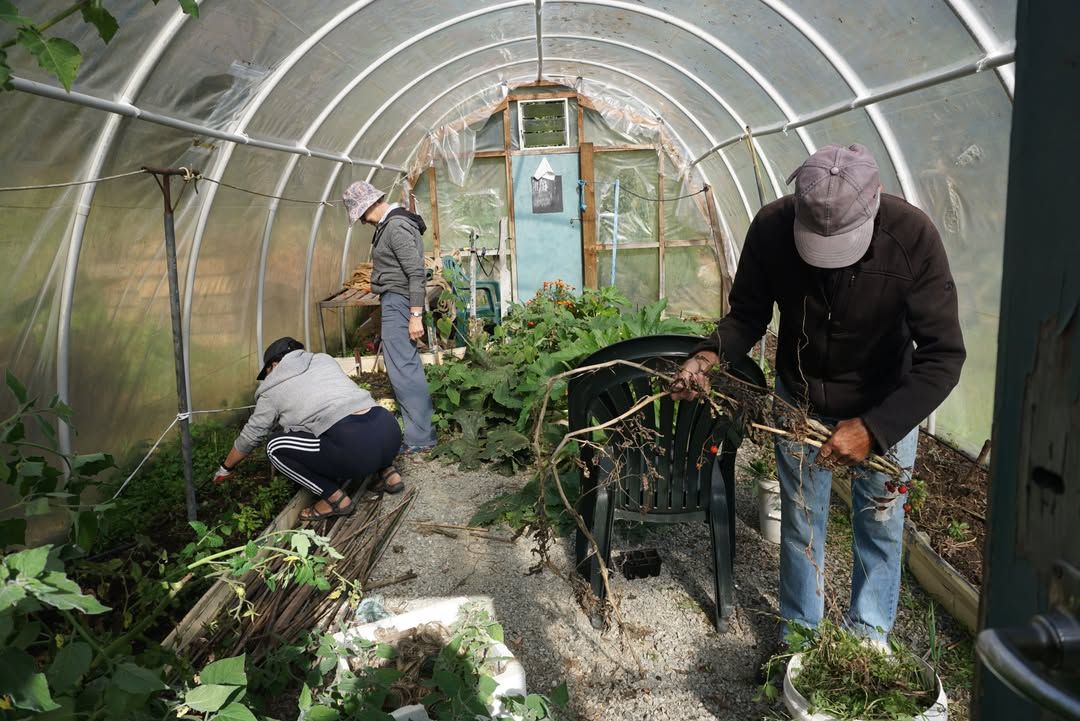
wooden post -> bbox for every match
[579,142,598,289]
[427,167,440,259]
[576,97,585,145]
[502,104,519,302]
[703,188,732,315]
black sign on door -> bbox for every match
[531,176,563,214]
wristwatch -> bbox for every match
[410,311,423,318]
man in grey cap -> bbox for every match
[674,144,965,648]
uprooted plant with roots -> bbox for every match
[520,355,909,657]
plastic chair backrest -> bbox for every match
[568,335,766,517]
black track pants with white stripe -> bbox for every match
[266,406,402,498]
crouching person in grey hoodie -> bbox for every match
[211,337,404,521]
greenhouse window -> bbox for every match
[518,99,570,149]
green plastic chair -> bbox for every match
[569,335,766,630]
[441,256,501,336]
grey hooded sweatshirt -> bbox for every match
[233,350,376,455]
[370,207,428,308]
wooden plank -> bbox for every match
[502,105,518,303]
[508,90,577,102]
[510,147,578,157]
[474,150,508,159]
[427,166,441,258]
[831,476,978,632]
[593,144,656,153]
[576,100,585,145]
[164,489,311,652]
[579,142,598,289]
[703,189,732,315]
[597,241,660,250]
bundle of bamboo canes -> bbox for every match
[188,488,417,665]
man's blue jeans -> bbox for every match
[774,389,918,642]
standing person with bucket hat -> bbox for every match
[342,180,437,455]
[211,337,406,521]
[673,144,965,651]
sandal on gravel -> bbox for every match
[379,466,405,495]
[300,492,355,521]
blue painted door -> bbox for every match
[511,153,582,299]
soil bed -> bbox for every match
[357,371,396,400]
[911,432,988,588]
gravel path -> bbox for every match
[370,448,973,721]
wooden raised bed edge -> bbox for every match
[163,488,312,653]
[832,477,979,633]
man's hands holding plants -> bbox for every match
[671,350,719,400]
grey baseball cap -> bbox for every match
[787,143,881,268]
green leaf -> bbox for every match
[304,705,340,721]
[111,662,167,695]
[15,28,81,92]
[71,452,113,476]
[47,642,91,693]
[72,511,97,552]
[34,414,58,445]
[38,590,109,614]
[185,683,241,712]
[487,623,504,642]
[0,648,60,712]
[244,541,257,559]
[40,572,81,594]
[0,583,28,610]
[298,683,312,712]
[550,681,570,707]
[177,0,199,17]
[80,1,118,43]
[477,674,498,700]
[374,643,396,660]
[0,0,31,25]
[0,48,11,92]
[49,399,73,422]
[212,702,259,721]
[190,520,208,536]
[18,460,45,479]
[200,654,247,687]
[291,533,310,557]
[6,545,50,578]
[446,386,461,406]
[5,369,28,403]
[0,517,26,546]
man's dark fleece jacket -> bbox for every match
[370,207,428,308]
[697,193,965,452]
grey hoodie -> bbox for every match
[233,350,376,455]
[370,208,428,308]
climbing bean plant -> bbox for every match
[0,0,199,92]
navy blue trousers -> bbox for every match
[266,407,401,498]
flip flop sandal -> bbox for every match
[300,493,355,521]
[379,466,405,495]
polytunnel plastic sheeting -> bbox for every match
[435,160,508,253]
[0,0,1016,462]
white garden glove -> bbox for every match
[211,464,234,484]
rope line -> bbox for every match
[594,182,707,203]
[109,404,256,501]
[0,169,148,193]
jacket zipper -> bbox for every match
[822,271,857,406]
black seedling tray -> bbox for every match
[617,548,662,580]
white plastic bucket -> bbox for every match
[784,652,948,721]
[757,478,782,544]
[333,596,527,719]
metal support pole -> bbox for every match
[609,179,621,287]
[468,229,480,321]
[744,131,770,370]
[144,166,198,522]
